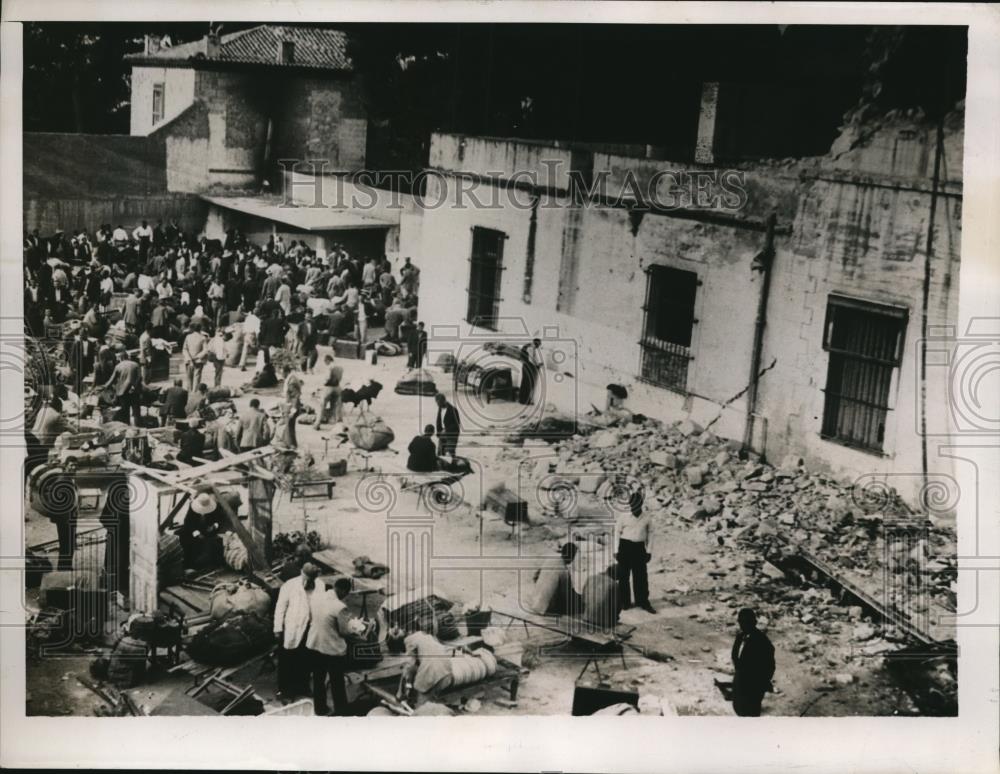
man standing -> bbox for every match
[239,306,261,372]
[298,310,319,373]
[305,577,353,716]
[615,488,655,614]
[132,220,153,261]
[160,378,188,427]
[518,338,544,405]
[407,321,427,369]
[315,355,343,428]
[101,350,143,426]
[259,309,287,367]
[138,322,154,384]
[237,398,271,452]
[274,563,324,701]
[207,328,228,388]
[182,323,208,392]
[731,608,776,717]
[151,297,169,339]
[122,289,142,332]
[434,393,460,459]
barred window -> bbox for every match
[152,83,165,125]
[639,266,698,393]
[821,295,907,453]
[466,227,506,331]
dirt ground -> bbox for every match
[24,342,923,717]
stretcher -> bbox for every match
[354,647,524,715]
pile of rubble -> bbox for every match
[529,415,957,620]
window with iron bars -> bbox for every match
[466,227,506,331]
[639,265,698,393]
[821,295,907,454]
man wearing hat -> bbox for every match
[178,489,225,569]
[274,563,325,700]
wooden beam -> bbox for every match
[159,492,191,533]
[211,483,267,572]
[120,460,198,495]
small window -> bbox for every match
[280,40,296,64]
[821,295,908,453]
[639,265,698,393]
[151,83,165,125]
[466,227,505,330]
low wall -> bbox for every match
[23,194,208,236]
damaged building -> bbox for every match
[414,94,964,508]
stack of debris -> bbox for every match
[527,415,957,622]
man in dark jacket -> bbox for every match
[177,419,206,465]
[259,309,287,367]
[161,379,188,426]
[434,393,460,458]
[731,607,776,717]
[406,425,438,472]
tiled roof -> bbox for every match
[127,25,353,72]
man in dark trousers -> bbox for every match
[731,607,776,717]
[434,393,460,458]
[100,349,143,426]
[518,338,543,405]
[406,321,427,369]
[306,577,353,716]
[160,378,188,426]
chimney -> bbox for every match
[278,39,295,64]
[205,28,221,58]
[695,82,721,164]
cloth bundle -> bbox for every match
[348,414,395,451]
[187,611,274,666]
[208,579,271,620]
[222,532,250,572]
[394,368,438,396]
[450,649,498,687]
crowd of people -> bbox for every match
[23,217,426,468]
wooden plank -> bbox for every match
[120,460,197,495]
[166,446,278,484]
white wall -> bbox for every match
[129,66,196,137]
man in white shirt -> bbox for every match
[305,577,354,715]
[615,487,655,614]
[239,308,261,372]
[207,329,228,387]
[112,224,129,245]
[182,323,208,392]
[132,220,153,260]
[275,279,292,316]
[155,273,173,301]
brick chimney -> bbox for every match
[278,39,295,64]
[695,82,721,164]
[204,28,221,58]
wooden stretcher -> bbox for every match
[355,648,524,715]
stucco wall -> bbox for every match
[416,125,964,505]
[129,66,196,137]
